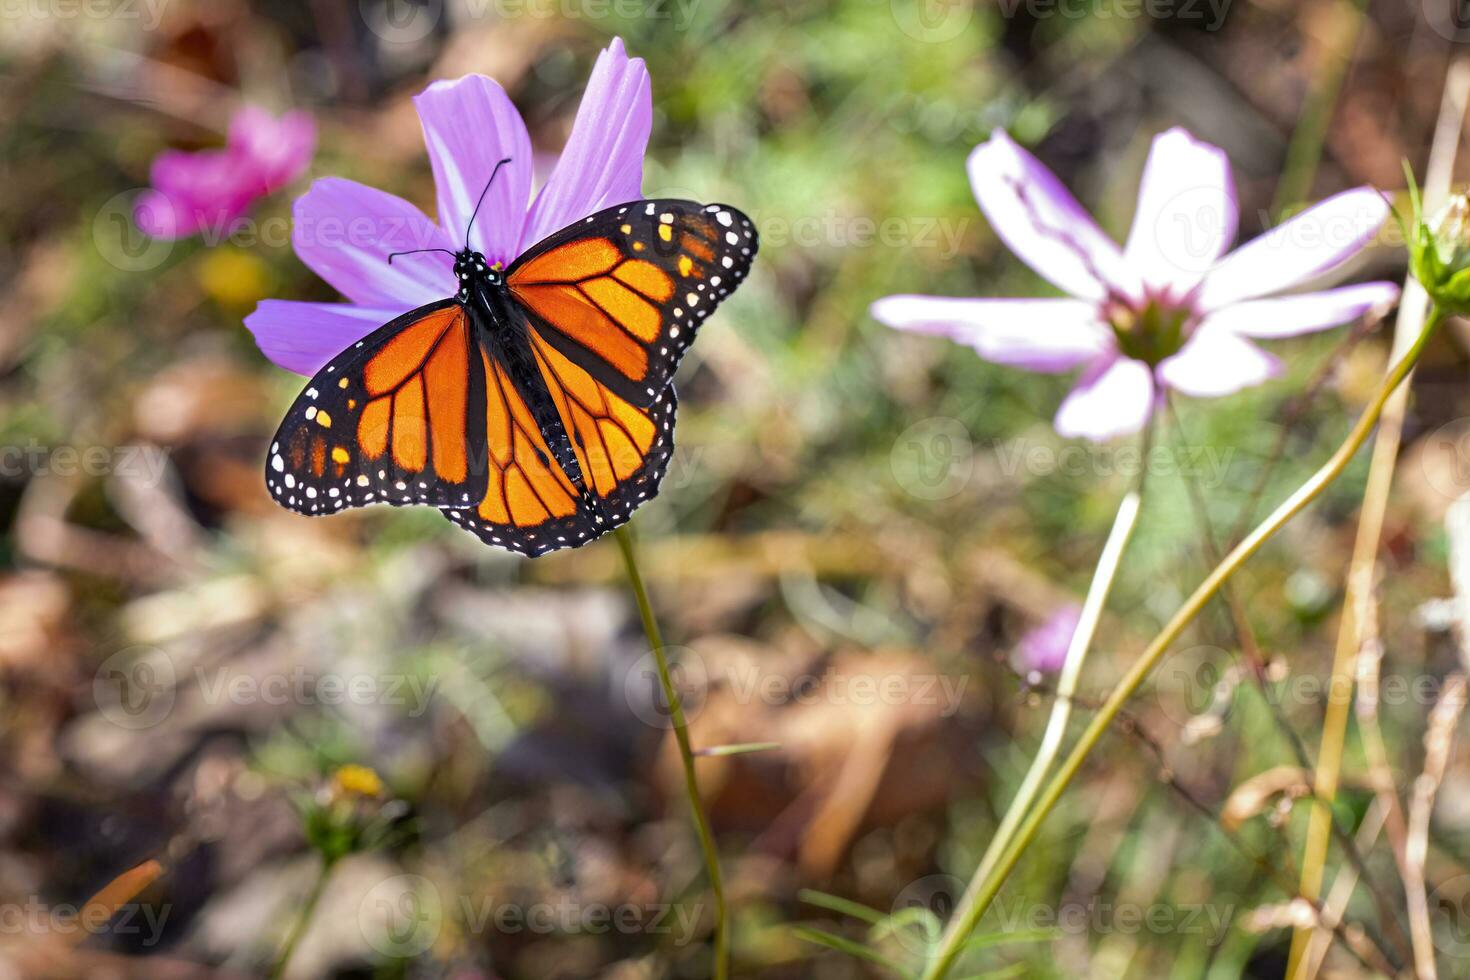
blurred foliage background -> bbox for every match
[4,0,1470,977]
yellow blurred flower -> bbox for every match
[196,247,269,308]
[330,764,384,800]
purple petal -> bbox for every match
[245,300,407,376]
[292,177,456,308]
[134,187,228,240]
[1196,187,1391,311]
[139,148,254,239]
[414,74,533,265]
[228,106,316,191]
[1159,328,1282,397]
[968,130,1139,302]
[520,38,651,249]
[1200,282,1400,339]
[1018,604,1082,674]
[871,294,1111,372]
[1054,356,1155,441]
[1123,128,1236,295]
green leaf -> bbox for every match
[960,927,1060,951]
[956,963,1032,979]
[694,741,782,757]
[870,905,942,946]
[798,889,887,925]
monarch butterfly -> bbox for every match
[266,159,757,555]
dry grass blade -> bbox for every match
[1406,674,1469,980]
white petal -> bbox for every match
[968,131,1138,302]
[872,295,1111,373]
[1159,329,1282,397]
[1054,357,1155,441]
[1199,282,1400,338]
[1196,187,1391,311]
[1123,127,1237,294]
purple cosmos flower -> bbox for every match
[135,106,315,240]
[872,128,1400,441]
[1016,603,1082,675]
[244,38,651,377]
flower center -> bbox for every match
[1105,295,1193,366]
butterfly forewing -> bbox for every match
[266,300,489,514]
[506,200,757,406]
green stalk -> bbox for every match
[923,488,1141,975]
[613,524,728,980]
[270,856,334,980]
[919,309,1442,980]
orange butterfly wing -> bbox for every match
[505,200,757,406]
[442,337,676,555]
[266,300,489,514]
[439,345,614,556]
[447,200,755,552]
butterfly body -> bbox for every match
[266,199,756,556]
[456,248,597,511]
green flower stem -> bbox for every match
[270,855,335,980]
[919,308,1443,980]
[925,488,1141,975]
[613,524,728,980]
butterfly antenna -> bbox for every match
[465,157,513,250]
[387,247,457,265]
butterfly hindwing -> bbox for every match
[438,332,678,557]
[505,199,757,407]
[266,300,489,514]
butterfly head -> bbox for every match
[454,249,502,292]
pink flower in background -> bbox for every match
[1016,604,1082,675]
[244,38,651,377]
[873,128,1399,441]
[135,106,315,240]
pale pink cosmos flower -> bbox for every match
[135,106,315,240]
[873,128,1400,441]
